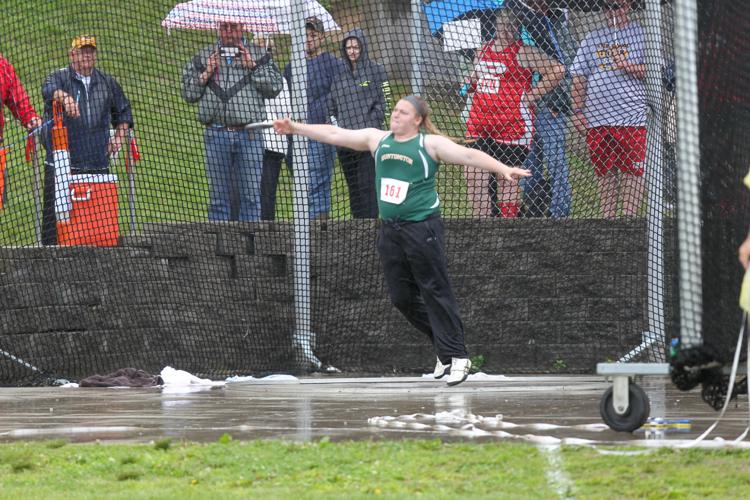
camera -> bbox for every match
[220,45,239,58]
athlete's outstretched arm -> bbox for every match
[273,118,387,153]
[426,135,530,181]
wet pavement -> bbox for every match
[1,375,748,446]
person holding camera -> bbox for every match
[40,35,133,245]
[182,21,283,221]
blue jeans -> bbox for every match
[523,104,572,218]
[301,139,335,219]
[204,128,264,221]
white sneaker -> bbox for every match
[446,358,472,386]
[433,357,450,379]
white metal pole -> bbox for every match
[633,0,666,362]
[126,129,137,234]
[410,0,423,95]
[31,135,42,246]
[289,0,320,369]
[673,0,702,348]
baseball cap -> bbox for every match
[305,16,324,33]
[71,35,97,50]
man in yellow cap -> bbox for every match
[40,34,133,245]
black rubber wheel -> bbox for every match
[600,383,650,432]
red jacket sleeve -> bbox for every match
[1,57,38,127]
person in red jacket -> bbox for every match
[0,54,41,208]
[464,10,563,218]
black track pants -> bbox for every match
[376,216,467,363]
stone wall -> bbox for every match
[0,219,676,383]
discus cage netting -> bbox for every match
[0,0,742,387]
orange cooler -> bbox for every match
[57,174,119,247]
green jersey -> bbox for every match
[374,132,440,221]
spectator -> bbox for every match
[282,16,343,221]
[273,95,530,385]
[515,0,577,218]
[260,74,292,221]
[256,35,293,221]
[41,35,132,245]
[182,22,282,221]
[570,0,647,219]
[464,9,564,218]
[0,55,41,209]
[329,28,388,219]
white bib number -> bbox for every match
[380,178,409,205]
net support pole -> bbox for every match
[622,0,667,363]
[673,0,702,348]
[125,129,137,234]
[31,135,42,246]
[289,0,321,369]
[410,0,423,95]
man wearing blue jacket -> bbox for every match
[281,16,343,220]
[329,28,388,219]
[41,35,133,245]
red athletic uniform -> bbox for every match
[466,40,534,147]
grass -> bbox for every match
[564,445,750,498]
[1,439,750,498]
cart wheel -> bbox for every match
[600,383,650,432]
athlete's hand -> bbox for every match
[273,118,294,135]
[739,233,750,270]
[500,166,531,182]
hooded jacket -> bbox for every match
[329,29,388,130]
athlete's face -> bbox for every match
[389,100,422,135]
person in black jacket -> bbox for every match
[329,28,388,219]
[40,35,133,245]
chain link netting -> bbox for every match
[0,0,745,386]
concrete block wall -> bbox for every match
[0,219,676,383]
